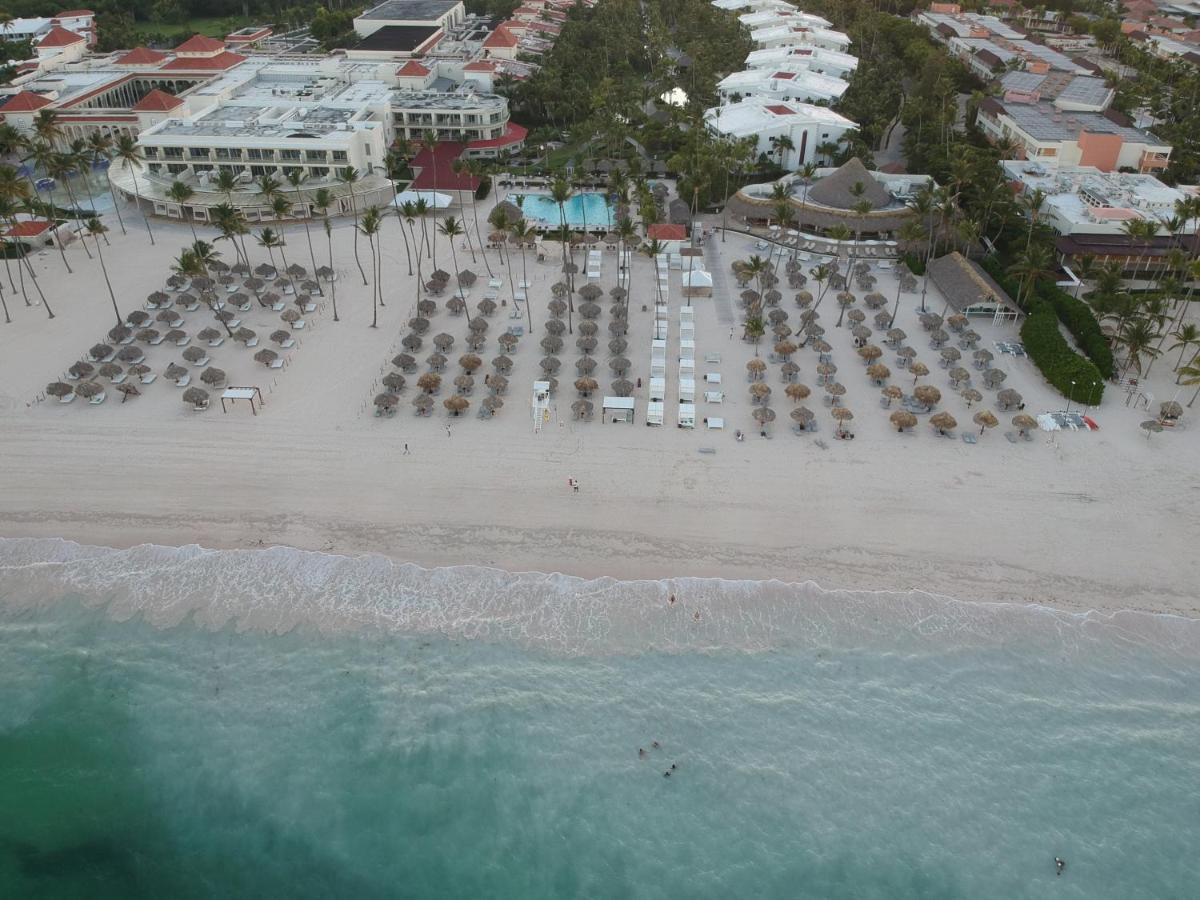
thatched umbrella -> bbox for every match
[68,360,96,380]
[433,333,455,353]
[785,383,811,403]
[115,383,141,402]
[831,407,854,433]
[46,381,73,398]
[284,263,306,278]
[108,325,133,344]
[481,396,503,417]
[577,320,599,337]
[191,277,215,293]
[407,316,430,335]
[182,386,209,408]
[780,361,800,381]
[983,368,1007,388]
[997,388,1023,410]
[402,333,424,352]
[181,346,208,365]
[752,407,776,427]
[431,269,451,283]
[412,394,434,416]
[540,356,561,375]
[960,330,980,348]
[608,337,628,356]
[545,319,566,337]
[764,289,782,307]
[492,355,513,374]
[1012,413,1037,435]
[459,353,482,373]
[768,309,789,327]
[128,364,151,379]
[1160,400,1183,420]
[167,272,188,288]
[427,352,447,371]
[887,328,907,345]
[97,361,123,380]
[425,280,445,294]
[866,363,891,383]
[948,367,970,387]
[541,335,564,354]
[851,326,872,345]
[488,230,508,245]
[609,286,627,302]
[858,344,882,364]
[468,317,489,335]
[417,299,438,317]
[489,375,509,395]
[608,320,627,336]
[477,298,497,317]
[316,265,335,281]
[824,382,846,405]
[136,328,160,344]
[252,348,278,367]
[579,283,603,302]
[116,346,144,364]
[815,361,837,381]
[214,309,238,325]
[873,311,893,330]
[457,269,477,287]
[611,378,634,397]
[254,263,277,279]
[919,313,943,331]
[974,410,999,435]
[939,347,961,365]
[746,358,767,380]
[913,384,941,408]
[579,301,601,320]
[773,323,793,339]
[89,343,114,362]
[551,281,569,299]
[929,328,949,348]
[446,297,467,316]
[575,376,599,395]
[896,346,916,364]
[245,277,266,294]
[863,292,887,310]
[233,327,256,344]
[374,392,399,411]
[790,406,814,428]
[910,362,930,382]
[946,313,968,332]
[155,308,182,325]
[900,273,918,292]
[165,363,188,381]
[881,385,903,405]
[165,329,187,345]
[890,410,917,432]
[200,367,226,387]
[444,395,470,416]
[846,309,866,326]
[454,374,475,394]
[577,336,598,355]
[609,356,631,375]
[498,333,518,352]
[741,289,761,307]
[811,339,832,354]
[417,372,442,394]
[929,412,957,434]
[973,348,993,368]
[383,372,406,393]
[466,333,488,352]
[795,290,814,308]
[280,308,301,326]
[960,388,983,407]
[572,399,594,420]
[576,357,597,375]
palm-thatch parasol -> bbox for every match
[402,333,423,352]
[459,353,482,373]
[444,395,470,416]
[577,336,598,355]
[412,394,434,415]
[252,348,277,366]
[498,333,518,352]
[46,381,74,398]
[545,318,566,336]
[579,301,601,320]
[816,361,837,379]
[960,388,983,407]
[457,269,477,287]
[200,367,226,387]
[946,313,968,332]
[609,286,627,302]
[929,412,957,434]
[541,335,564,354]
[540,356,561,374]
[811,339,832,354]
[846,309,866,326]
[579,283,603,302]
[858,344,882,364]
[890,410,917,432]
[433,333,455,352]
[454,374,475,394]
[982,368,1007,388]
[785,383,811,403]
[181,345,207,364]
[575,376,599,395]
[408,316,430,335]
[948,367,970,387]
[752,407,776,426]
[577,320,599,337]
[115,383,141,402]
[874,311,893,330]
[608,337,628,356]
[780,361,801,381]
[477,298,497,317]
[382,372,406,393]
[790,406,814,427]
[116,346,144,364]
[940,346,961,364]
[746,358,767,380]
[919,313,943,331]
[244,277,265,292]
[417,372,442,394]
[750,382,772,404]
[824,382,846,404]
[165,329,188,345]
[374,392,399,411]
[481,396,503,416]
[182,386,209,408]
[97,361,123,380]
[881,385,903,404]
[959,329,980,347]
[913,384,941,408]
[492,354,513,374]
[997,388,1022,410]
[108,325,132,344]
[910,361,930,381]
[896,346,916,362]
[446,297,467,316]
[551,281,569,299]
[831,407,854,432]
[608,320,627,336]
[89,343,114,362]
[773,323,793,339]
[764,289,782,307]
[611,378,634,397]
[576,356,598,374]
[864,292,887,310]
[69,360,96,379]
[795,290,814,308]
[973,410,999,435]
[489,375,509,395]
[866,363,891,383]
[1160,400,1183,420]
[1012,414,1037,435]
[426,352,447,371]
[973,348,993,367]
[572,399,594,419]
[280,308,301,325]
[155,308,181,324]
[253,263,277,279]
[851,325,872,343]
[164,363,188,381]
[136,328,160,344]
[128,364,151,378]
[316,265,334,280]
[430,269,450,284]
[416,299,437,317]
[610,356,631,375]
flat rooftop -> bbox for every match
[390,88,505,110]
[1001,101,1161,143]
[353,24,441,52]
[148,103,380,142]
[359,0,459,19]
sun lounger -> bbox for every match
[191,354,209,366]
[1005,432,1018,443]
[269,357,284,369]
[225,318,241,329]
[245,337,259,347]
[962,433,977,444]
[140,373,157,385]
[292,320,306,330]
[175,374,191,387]
[279,338,295,349]
[208,337,224,347]
[59,392,75,403]
[706,417,724,430]
[148,334,164,345]
[184,301,199,311]
[192,398,209,411]
[705,391,724,403]
[175,336,190,346]
[89,391,106,405]
[272,301,285,311]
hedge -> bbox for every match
[902,251,925,275]
[979,255,1105,404]
[1036,283,1114,378]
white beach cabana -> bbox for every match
[603,396,636,424]
[392,191,453,209]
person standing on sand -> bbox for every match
[445,425,451,438]
[403,443,410,455]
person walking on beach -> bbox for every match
[445,425,451,438]
[403,443,410,455]
[729,327,734,340]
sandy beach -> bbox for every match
[1,196,1198,618]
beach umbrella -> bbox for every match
[983,368,1007,388]
[409,316,430,334]
[886,328,906,345]
[431,269,451,283]
[427,352,447,371]
[577,320,599,337]
[444,395,470,416]
[551,281,569,299]
[900,274,918,292]
[790,406,814,426]
[852,325,872,343]
[576,357,597,374]
[254,263,276,278]
[382,372,406,393]
[165,329,187,344]
[489,375,509,395]
[425,280,444,294]
[459,354,482,373]
[910,362,930,381]
[116,346,144,364]
[97,362,123,379]
[545,319,566,337]
[913,385,941,408]
[775,340,797,359]
[417,299,437,317]
[200,367,226,387]
[825,382,846,404]
[144,291,168,307]
[498,333,518,352]
[746,358,767,380]
[579,302,601,319]
[973,349,993,367]
[155,309,180,324]
[488,230,508,245]
[575,376,599,395]
[402,333,423,352]
[997,388,1023,410]
[256,292,278,309]
[867,363,891,383]
[1012,414,1037,435]
[136,328,161,344]
[785,383,811,403]
[182,386,209,408]
[929,412,957,434]
[609,338,628,356]
[940,347,961,364]
[609,287,627,302]
[974,410,999,435]
[454,374,475,394]
[930,328,949,347]
[541,335,564,354]
[301,280,320,294]
[864,292,887,310]
[433,333,455,352]
[492,355,513,373]
[795,290,813,308]
[579,283,602,301]
[890,410,917,432]
[896,346,916,362]
[768,309,789,326]
[128,364,151,378]
[412,394,433,415]
[165,363,188,380]
[89,343,113,361]
[858,344,883,364]
[946,313,968,332]
[274,277,293,290]
[280,308,301,324]
[540,356,561,375]
[608,320,627,336]
[577,336,598,354]
[780,361,800,381]
[417,372,442,393]
[192,276,215,292]
[1160,400,1183,420]
[214,309,236,324]
[233,327,256,344]
[750,382,772,404]
[949,367,970,387]
[960,388,983,407]
[609,356,631,375]
[816,362,837,378]
[286,263,306,278]
[468,317,489,335]
[46,381,73,398]
[831,406,854,426]
[847,309,866,326]
[108,325,132,344]
[482,396,503,416]
[873,311,893,330]
[752,407,776,426]
[466,333,488,351]
[477,298,497,317]
[457,269,477,288]
[69,360,96,379]
[245,277,265,292]
[167,273,187,287]
[548,299,567,319]
[919,313,942,331]
[960,330,980,347]
[811,339,832,354]
[789,272,807,289]
[253,349,278,366]
[231,262,251,276]
[446,297,467,316]
[773,323,793,339]
[316,265,334,280]
[764,289,782,307]
[881,385,903,405]
[611,378,634,397]
[115,383,140,402]
[572,399,594,420]
[741,289,760,306]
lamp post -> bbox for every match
[1065,380,1076,414]
[1083,380,1098,416]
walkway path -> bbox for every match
[703,236,738,327]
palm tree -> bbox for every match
[270,194,297,277]
[0,177,51,314]
[360,205,383,328]
[114,135,154,245]
[770,134,795,170]
[167,180,197,241]
[1008,243,1053,309]
[24,141,72,273]
[1168,323,1200,376]
[0,277,8,324]
[87,132,126,236]
[615,215,637,303]
[336,165,368,285]
[84,217,121,325]
[1177,363,1200,406]
[400,199,424,293]
[510,218,537,332]
[211,202,249,267]
[32,109,62,151]
[1116,317,1161,376]
[413,195,431,257]
[256,226,282,271]
[314,188,338,322]
[215,168,238,203]
[284,168,322,293]
[1021,188,1046,251]
[1073,253,1096,299]
[439,216,466,321]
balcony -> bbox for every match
[1139,151,1170,172]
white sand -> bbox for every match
[0,199,1198,618]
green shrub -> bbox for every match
[1036,283,1114,378]
[1020,300,1105,404]
[902,251,925,275]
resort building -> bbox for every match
[704,97,856,170]
[353,0,467,36]
[738,9,832,30]
[725,157,936,238]
[390,87,525,155]
[917,10,1094,77]
[743,45,858,80]
[717,65,849,106]
[926,252,1021,322]
[748,22,853,54]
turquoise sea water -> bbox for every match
[1,539,1198,898]
[518,193,614,230]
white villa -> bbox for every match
[743,45,858,79]
[717,65,849,106]
[704,98,856,169]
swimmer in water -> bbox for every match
[693,611,701,621]
[638,748,647,758]
[670,764,677,771]
[652,741,661,750]
[1055,857,1065,876]
[669,594,676,605]
[663,771,671,778]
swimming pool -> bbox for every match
[516,192,614,230]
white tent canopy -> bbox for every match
[392,190,453,209]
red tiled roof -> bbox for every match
[6,220,52,237]
[484,24,519,48]
[466,122,528,150]
[175,34,226,53]
[54,9,95,16]
[772,70,797,79]
[464,60,497,71]
[766,104,796,115]
[37,25,86,47]
[116,46,168,65]
[647,223,686,241]
[0,91,53,112]
[160,50,246,71]
[132,89,184,112]
[397,60,431,76]
[410,141,479,191]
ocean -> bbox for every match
[1,538,1197,899]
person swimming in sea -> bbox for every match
[651,741,660,749]
[669,594,676,606]
[1055,857,1066,876]
[663,771,671,778]
[638,748,647,758]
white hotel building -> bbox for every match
[704,98,856,168]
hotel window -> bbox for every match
[305,150,326,162]
[168,163,187,174]
[332,151,347,162]
[247,149,264,160]
[280,149,301,161]
[308,166,329,179]
[215,148,235,159]
[143,147,158,158]
[189,147,209,158]
[250,165,269,176]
